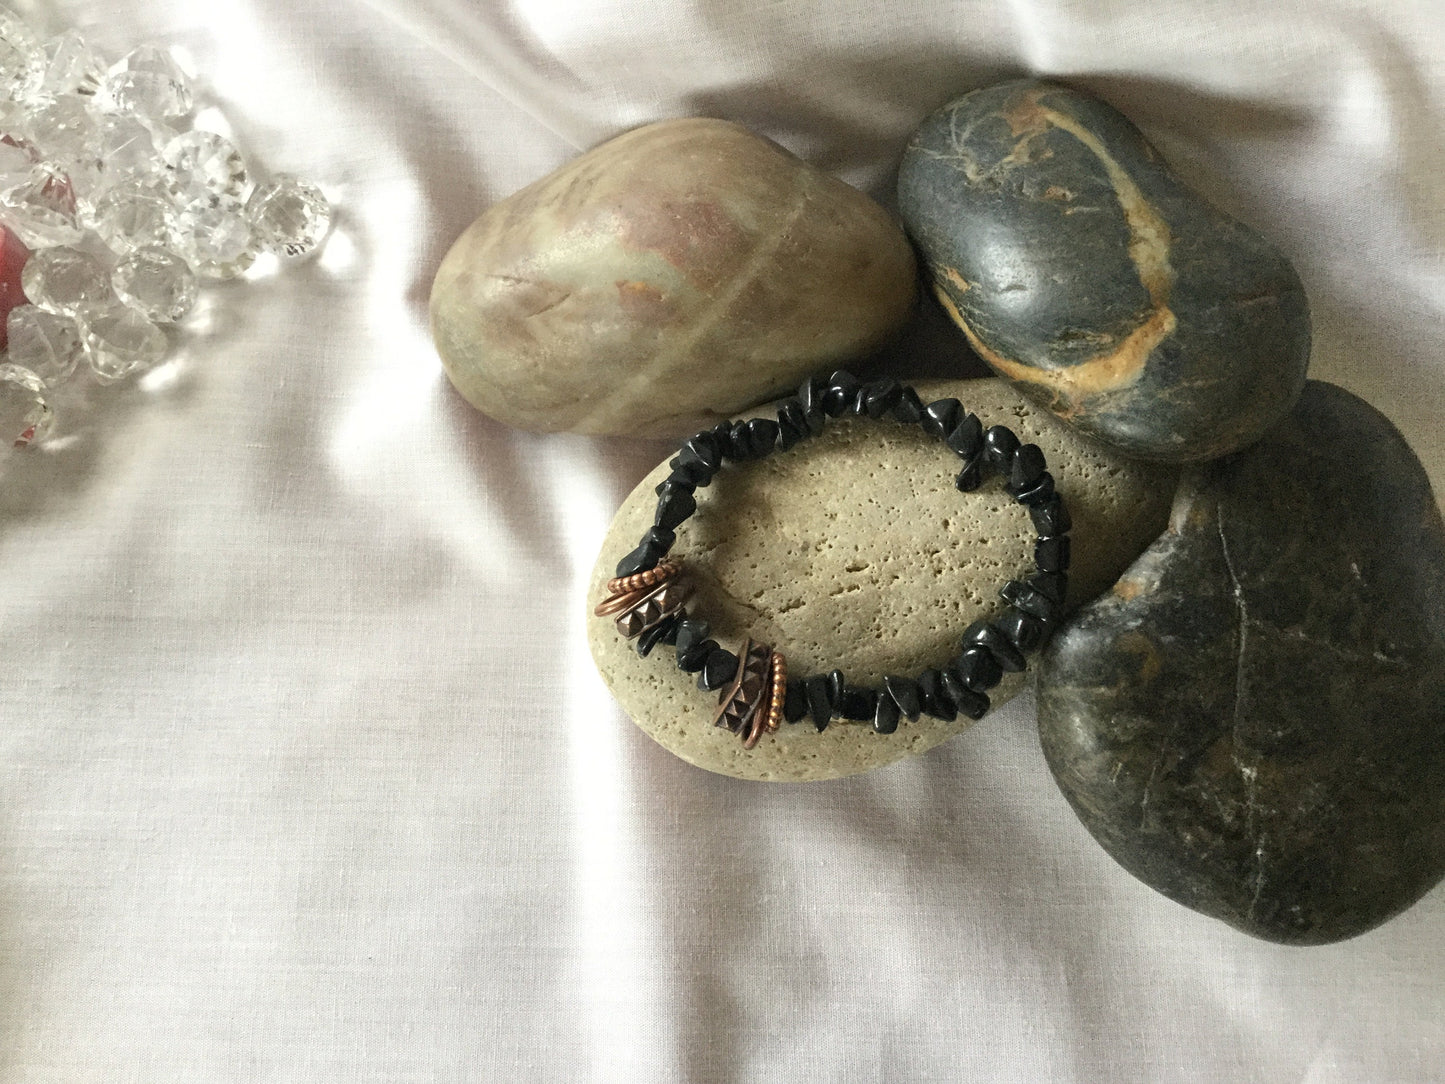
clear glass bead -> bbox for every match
[170,200,254,279]
[0,11,45,102]
[84,304,166,381]
[89,114,167,192]
[6,303,86,385]
[0,165,83,248]
[42,30,105,98]
[20,245,113,313]
[0,361,53,445]
[246,175,331,258]
[0,137,33,196]
[100,45,193,122]
[89,179,176,253]
[19,94,98,165]
[111,245,195,322]
[164,130,248,203]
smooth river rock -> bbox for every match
[431,118,917,437]
[1038,382,1445,943]
[898,80,1311,463]
[589,378,1178,782]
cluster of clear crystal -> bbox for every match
[0,8,332,446]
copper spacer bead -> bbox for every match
[606,558,680,597]
[765,652,787,733]
[593,582,654,617]
[614,577,693,639]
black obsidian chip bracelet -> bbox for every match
[593,370,1072,749]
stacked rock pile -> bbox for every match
[431,81,1444,944]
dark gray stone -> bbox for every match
[1037,382,1445,944]
[898,79,1311,463]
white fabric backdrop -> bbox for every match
[1,0,1442,1079]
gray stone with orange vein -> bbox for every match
[898,79,1311,463]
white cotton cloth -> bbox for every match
[0,0,1442,1079]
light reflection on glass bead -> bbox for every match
[100,45,192,122]
[0,360,53,445]
[20,94,95,164]
[6,303,86,384]
[172,201,254,279]
[0,138,31,195]
[84,305,166,381]
[90,179,176,253]
[165,130,247,202]
[0,165,83,247]
[42,30,104,98]
[247,175,331,258]
[21,245,113,313]
[112,245,196,322]
[0,11,44,102]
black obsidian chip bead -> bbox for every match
[836,685,877,721]
[682,432,722,470]
[891,386,924,424]
[776,417,806,453]
[654,487,697,531]
[941,670,990,720]
[804,674,836,730]
[746,417,780,457]
[614,527,674,577]
[798,375,828,416]
[955,456,983,493]
[636,613,681,657]
[698,647,740,691]
[997,607,1047,654]
[916,668,956,721]
[873,693,900,734]
[674,617,709,655]
[952,646,1002,691]
[945,413,984,458]
[999,579,1059,621]
[1029,495,1071,536]
[921,398,963,441]
[847,386,870,415]
[776,400,811,443]
[728,420,756,459]
[783,680,808,723]
[826,669,845,705]
[863,380,902,418]
[982,425,1021,471]
[655,475,694,498]
[822,370,859,416]
[1028,571,1068,605]
[677,635,718,673]
[1009,472,1055,505]
[668,452,713,488]
[1035,535,1071,573]
[704,422,737,461]
[882,674,922,719]
[1008,443,1047,489]
[963,618,1027,673]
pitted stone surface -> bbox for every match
[589,378,1178,781]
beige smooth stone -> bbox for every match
[430,117,917,437]
[588,378,1179,782]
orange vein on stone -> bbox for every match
[938,100,1178,417]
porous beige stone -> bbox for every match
[430,117,917,437]
[588,378,1178,782]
